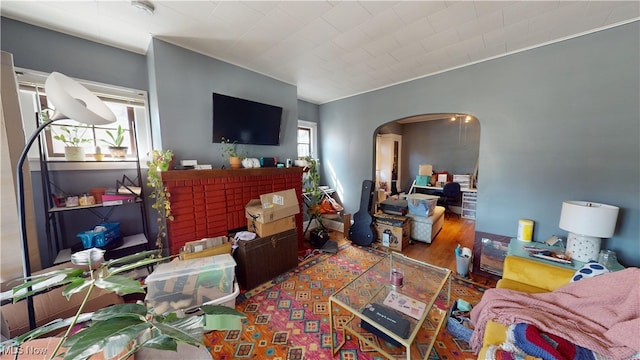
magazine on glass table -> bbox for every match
[383,290,427,320]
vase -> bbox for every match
[229,156,242,169]
[109,146,128,159]
[64,146,85,161]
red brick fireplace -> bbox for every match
[160,167,304,254]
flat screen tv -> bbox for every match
[212,93,283,146]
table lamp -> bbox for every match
[558,201,619,263]
[17,72,116,329]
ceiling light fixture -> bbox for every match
[131,0,155,15]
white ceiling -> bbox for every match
[1,1,638,104]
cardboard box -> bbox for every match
[373,213,410,252]
[245,188,300,224]
[145,254,236,314]
[247,214,296,237]
[179,236,232,260]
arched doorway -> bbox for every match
[373,113,481,269]
[375,113,480,198]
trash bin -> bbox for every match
[456,247,472,277]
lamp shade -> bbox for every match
[559,201,619,238]
[44,72,116,125]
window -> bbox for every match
[40,99,138,159]
[297,120,317,159]
[297,127,311,158]
[16,69,151,167]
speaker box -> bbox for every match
[260,157,277,167]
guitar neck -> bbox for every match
[356,180,374,216]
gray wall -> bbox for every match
[320,22,640,267]
[1,18,300,266]
[1,18,147,91]
[148,39,299,166]
[298,100,319,123]
[1,18,150,266]
[2,17,638,267]
[400,119,480,192]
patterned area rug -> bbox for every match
[204,243,488,359]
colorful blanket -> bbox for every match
[470,268,640,359]
[485,323,607,360]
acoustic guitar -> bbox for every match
[348,180,376,246]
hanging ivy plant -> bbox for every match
[147,149,174,255]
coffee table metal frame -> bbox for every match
[329,251,451,360]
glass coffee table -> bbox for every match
[329,252,451,360]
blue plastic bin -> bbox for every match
[77,222,120,249]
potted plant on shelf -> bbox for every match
[303,156,325,228]
[220,137,245,169]
[0,248,245,360]
[101,125,128,158]
[52,125,92,161]
[302,156,341,248]
[147,149,174,255]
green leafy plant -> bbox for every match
[0,249,245,360]
[101,125,126,148]
[52,125,92,147]
[220,137,245,160]
[303,156,323,219]
[147,149,174,255]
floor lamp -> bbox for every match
[17,72,116,330]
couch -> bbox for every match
[477,255,575,358]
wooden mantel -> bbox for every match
[160,167,303,181]
[160,167,304,254]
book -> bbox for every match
[530,252,572,264]
[383,290,426,320]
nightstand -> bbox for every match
[507,239,624,271]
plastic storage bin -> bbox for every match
[407,194,438,217]
[76,222,120,249]
[145,254,236,314]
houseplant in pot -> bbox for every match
[220,137,245,169]
[0,248,245,360]
[303,156,328,247]
[52,125,92,161]
[101,125,128,158]
[147,149,174,255]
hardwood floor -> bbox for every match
[324,214,497,287]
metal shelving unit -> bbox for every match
[38,122,149,266]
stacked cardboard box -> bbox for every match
[236,189,301,290]
[245,189,299,237]
[373,213,410,251]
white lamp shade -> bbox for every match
[559,201,619,238]
[44,72,116,125]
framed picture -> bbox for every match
[472,231,511,278]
